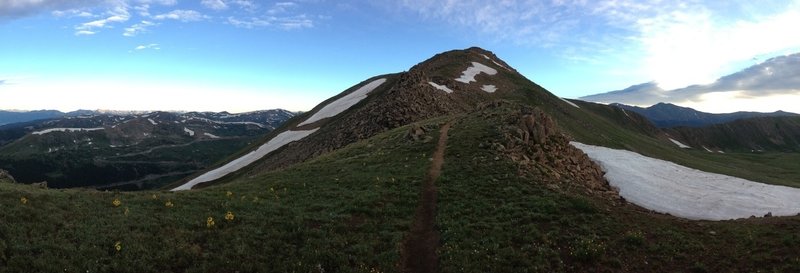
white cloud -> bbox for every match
[73,3,131,35]
[231,0,257,11]
[201,0,228,11]
[134,4,150,17]
[134,43,160,50]
[0,0,106,19]
[123,20,156,36]
[153,10,207,22]
[74,30,96,35]
[228,14,312,29]
[605,0,800,90]
[202,0,257,11]
[267,2,296,14]
[52,9,95,18]
[136,0,177,5]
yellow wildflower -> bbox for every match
[112,198,121,207]
[151,194,158,200]
[206,217,215,228]
[225,211,235,221]
[20,197,28,204]
[226,191,233,198]
[165,200,174,208]
[114,241,122,252]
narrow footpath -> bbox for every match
[400,122,451,273]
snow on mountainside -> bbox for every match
[298,78,387,126]
[174,79,387,190]
[572,142,800,220]
[172,128,318,191]
[455,62,497,84]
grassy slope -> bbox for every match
[0,118,437,272]
[3,109,800,272]
[435,109,800,272]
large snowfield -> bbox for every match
[571,142,800,220]
[172,128,318,191]
[298,78,386,126]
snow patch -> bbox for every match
[571,142,800,220]
[298,78,386,126]
[147,118,157,125]
[481,84,497,93]
[32,128,104,135]
[172,128,319,191]
[455,62,497,84]
[184,127,195,136]
[204,132,220,139]
[481,54,510,70]
[428,82,453,93]
[621,108,631,118]
[559,97,580,108]
[702,146,713,153]
[669,138,691,149]
[187,117,265,128]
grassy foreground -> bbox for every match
[2,109,800,272]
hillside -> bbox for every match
[2,47,800,272]
[664,116,800,152]
[0,110,294,189]
[612,102,798,128]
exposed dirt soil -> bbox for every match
[400,122,451,273]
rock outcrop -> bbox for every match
[0,169,16,184]
[486,104,614,195]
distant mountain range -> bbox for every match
[0,109,293,126]
[612,102,798,128]
[0,109,64,126]
[581,52,800,113]
[0,109,294,189]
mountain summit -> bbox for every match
[171,47,594,190]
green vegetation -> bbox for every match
[3,108,800,272]
[0,131,262,189]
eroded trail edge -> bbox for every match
[401,122,451,273]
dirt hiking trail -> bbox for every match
[400,122,451,273]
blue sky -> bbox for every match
[1,0,799,113]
